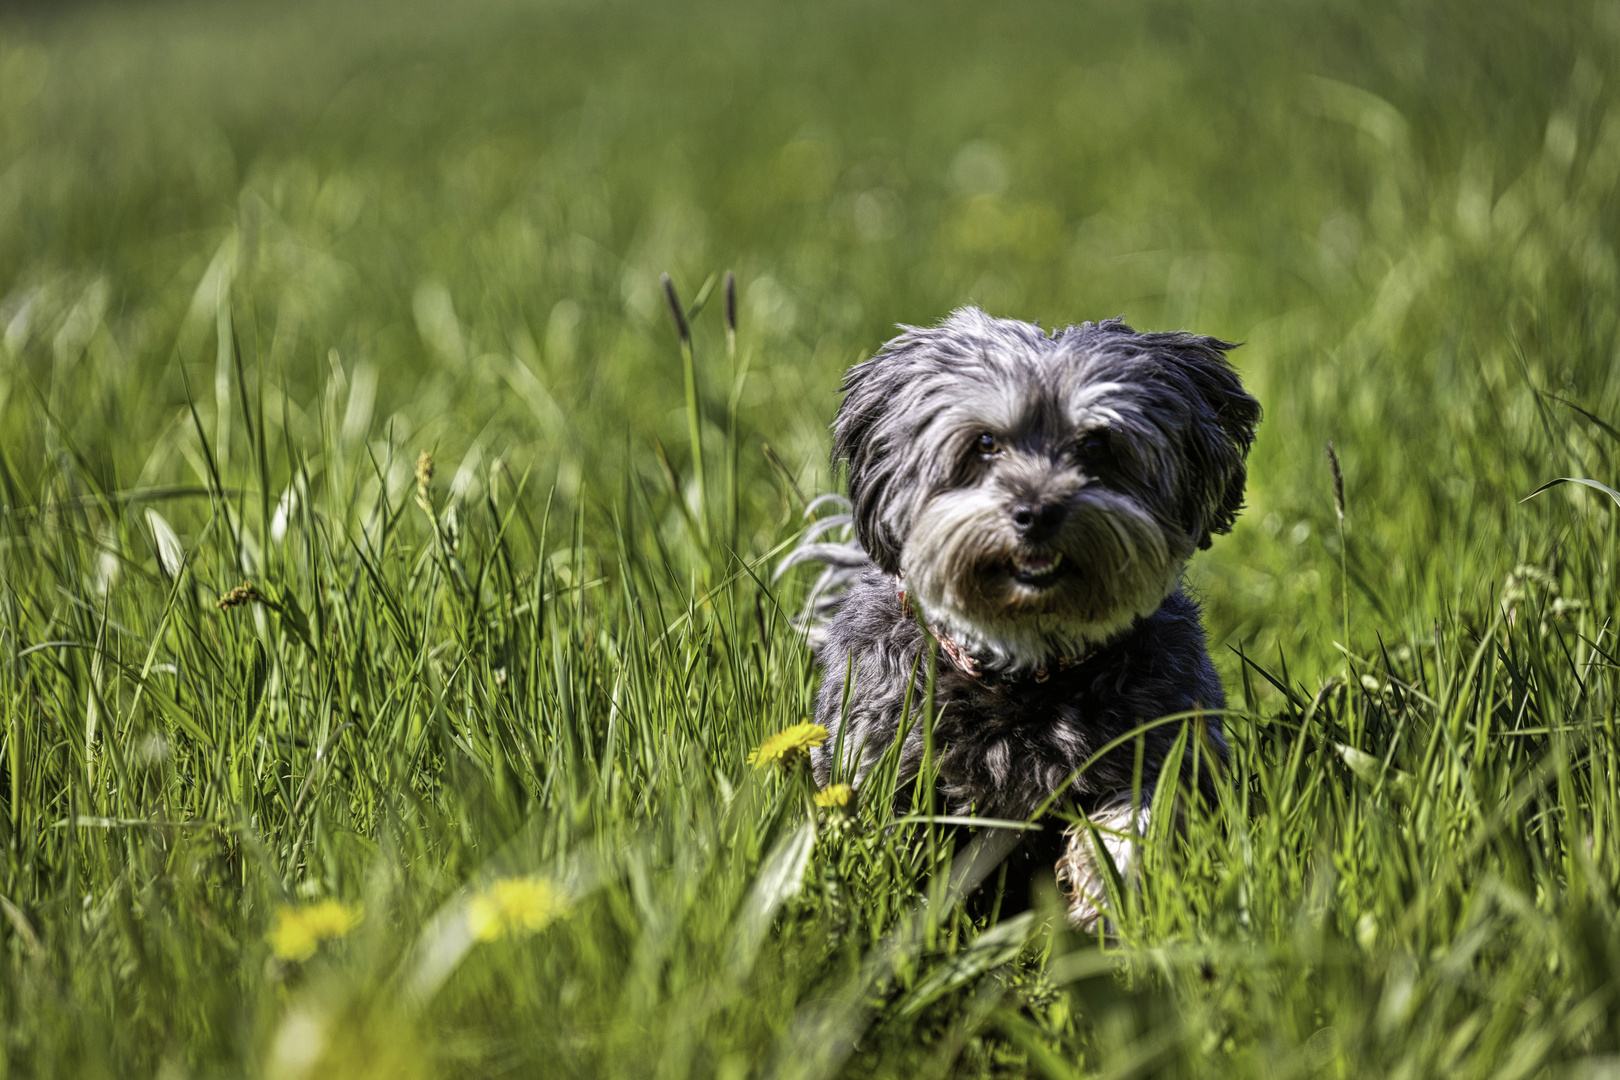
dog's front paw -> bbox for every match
[1054,824,1109,929]
[1054,795,1148,929]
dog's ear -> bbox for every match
[1139,331,1262,549]
[832,346,909,574]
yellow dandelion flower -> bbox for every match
[269,899,363,961]
[467,876,567,942]
[813,783,854,809]
[747,721,829,770]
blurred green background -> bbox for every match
[7,0,1615,659]
[2,0,1619,1076]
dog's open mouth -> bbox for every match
[1010,551,1065,587]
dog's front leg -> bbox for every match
[1054,792,1149,929]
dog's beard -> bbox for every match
[899,486,1192,671]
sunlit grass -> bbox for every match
[0,0,1617,1076]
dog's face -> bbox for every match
[834,308,1260,669]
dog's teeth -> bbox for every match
[1014,552,1062,576]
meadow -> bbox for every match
[0,0,1618,1075]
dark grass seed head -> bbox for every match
[661,273,691,346]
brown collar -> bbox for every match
[895,578,1093,684]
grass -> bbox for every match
[0,0,1618,1075]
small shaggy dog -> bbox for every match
[784,307,1261,926]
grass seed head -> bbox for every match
[660,272,690,346]
[217,582,265,610]
[415,451,435,500]
[1326,440,1345,526]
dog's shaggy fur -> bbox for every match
[785,307,1260,925]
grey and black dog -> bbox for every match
[781,307,1261,925]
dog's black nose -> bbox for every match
[1011,501,1067,540]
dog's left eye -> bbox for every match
[977,433,1001,456]
[1076,430,1111,461]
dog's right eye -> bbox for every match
[977,433,1001,457]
